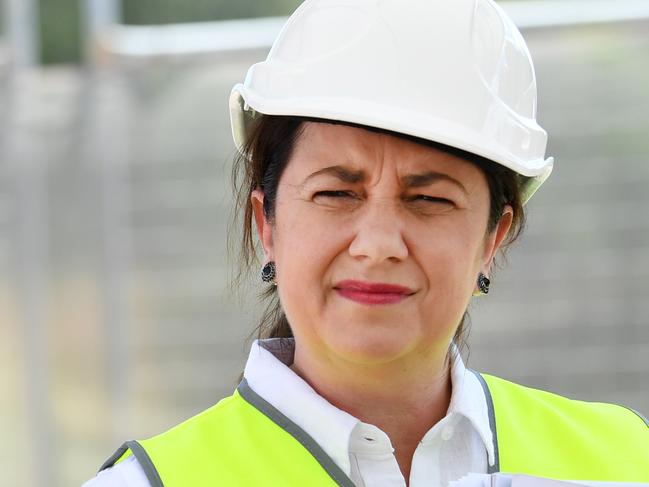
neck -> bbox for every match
[290,344,453,481]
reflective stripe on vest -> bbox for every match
[475,372,649,480]
[101,379,352,487]
[100,373,649,486]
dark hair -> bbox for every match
[230,114,526,355]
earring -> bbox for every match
[477,273,490,295]
[261,261,277,285]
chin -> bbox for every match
[323,325,419,365]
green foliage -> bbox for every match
[36,0,301,64]
[39,0,82,64]
[34,0,529,64]
[122,0,303,25]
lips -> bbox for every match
[334,280,415,305]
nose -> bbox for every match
[348,198,409,263]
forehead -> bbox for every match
[289,121,483,180]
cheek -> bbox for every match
[272,203,353,342]
[272,201,351,297]
[412,217,485,293]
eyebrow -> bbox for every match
[304,165,365,184]
[402,171,468,195]
[303,165,468,195]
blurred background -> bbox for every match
[1,0,648,486]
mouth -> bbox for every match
[333,280,415,306]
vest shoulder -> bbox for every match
[132,388,345,486]
[142,391,247,445]
[478,372,649,480]
[99,395,253,484]
[480,372,649,434]
[483,374,649,454]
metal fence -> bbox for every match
[1,2,649,486]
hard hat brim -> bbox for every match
[229,85,553,205]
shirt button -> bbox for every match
[441,426,454,441]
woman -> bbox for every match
[84,0,649,486]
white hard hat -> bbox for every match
[229,0,554,204]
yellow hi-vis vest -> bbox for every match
[100,372,649,486]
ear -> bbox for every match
[480,205,514,274]
[251,189,274,260]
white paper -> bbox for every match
[448,473,649,487]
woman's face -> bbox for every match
[252,122,512,366]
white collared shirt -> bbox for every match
[82,338,495,487]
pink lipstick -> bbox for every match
[334,280,414,305]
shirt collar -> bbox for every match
[243,338,496,473]
[244,338,358,475]
[445,343,496,467]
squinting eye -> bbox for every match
[314,190,356,198]
[411,195,453,204]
